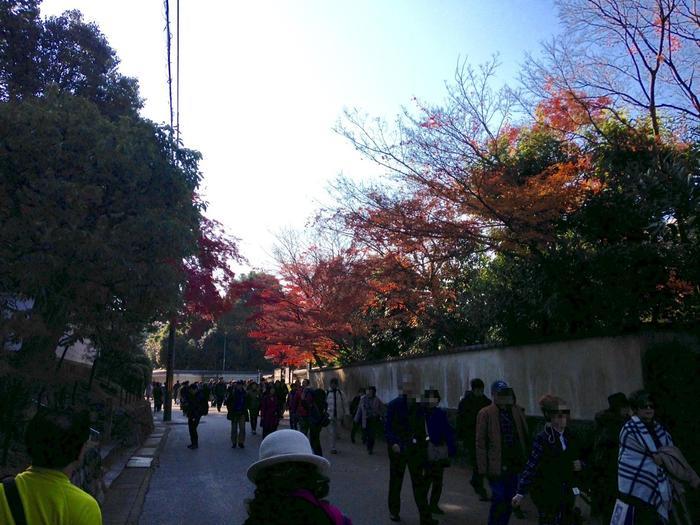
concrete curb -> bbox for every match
[102,418,170,525]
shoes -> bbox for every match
[390,515,401,522]
[513,508,526,519]
[252,430,256,435]
[368,450,374,455]
[430,505,445,514]
[187,444,198,449]
[238,443,245,448]
[351,438,356,444]
[420,519,438,525]
[331,449,338,454]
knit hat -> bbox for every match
[246,430,330,482]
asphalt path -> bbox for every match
[139,406,538,525]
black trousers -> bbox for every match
[309,423,323,456]
[388,447,431,522]
[363,417,380,453]
[188,414,202,446]
[426,462,445,508]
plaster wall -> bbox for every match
[311,332,689,420]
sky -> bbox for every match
[39,0,562,273]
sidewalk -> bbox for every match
[101,415,171,525]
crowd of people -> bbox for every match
[19,375,688,525]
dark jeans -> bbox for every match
[187,414,202,447]
[309,423,323,456]
[387,447,431,522]
[249,408,259,432]
[426,462,445,508]
[363,417,379,453]
[215,396,224,411]
[289,412,298,430]
[298,416,310,436]
[488,473,519,525]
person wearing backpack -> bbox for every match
[0,408,102,525]
[244,429,352,524]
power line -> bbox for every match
[164,0,174,142]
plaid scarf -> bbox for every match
[618,416,673,520]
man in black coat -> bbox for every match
[185,383,207,449]
[457,378,491,500]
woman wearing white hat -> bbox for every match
[244,429,353,525]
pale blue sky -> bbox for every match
[39,1,562,272]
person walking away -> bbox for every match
[247,381,261,435]
[214,377,227,412]
[185,383,206,449]
[153,382,163,413]
[225,381,248,448]
[173,380,181,405]
[385,376,436,525]
[457,378,491,501]
[590,392,630,523]
[327,378,346,454]
[476,380,529,525]
[260,383,280,438]
[296,379,313,436]
[512,395,583,524]
[308,388,329,456]
[287,381,301,431]
[244,429,353,525]
[179,380,190,413]
[349,388,366,444]
[275,379,289,422]
[423,389,457,516]
[354,386,383,454]
[0,408,102,525]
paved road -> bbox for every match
[139,407,538,525]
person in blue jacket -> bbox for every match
[385,376,437,525]
[423,389,457,515]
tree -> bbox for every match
[0,91,202,364]
[523,0,700,137]
[0,1,141,117]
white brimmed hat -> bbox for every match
[246,429,330,482]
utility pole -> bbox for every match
[222,332,227,375]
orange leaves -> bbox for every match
[535,85,611,133]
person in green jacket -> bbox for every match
[0,408,102,525]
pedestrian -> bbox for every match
[308,387,329,457]
[185,382,207,449]
[423,388,457,516]
[247,381,261,435]
[590,392,630,523]
[244,429,353,525]
[457,377,491,501]
[385,376,436,525]
[145,381,153,402]
[296,379,313,436]
[225,381,248,449]
[512,394,584,525]
[475,380,529,525]
[153,382,163,413]
[287,381,301,431]
[326,378,346,454]
[275,379,289,421]
[614,389,697,525]
[0,408,102,525]
[260,382,280,438]
[349,388,366,444]
[179,380,190,413]
[173,380,181,405]
[214,377,227,412]
[354,386,383,454]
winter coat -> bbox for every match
[475,403,528,478]
[385,395,427,454]
[326,388,346,421]
[425,407,457,457]
[260,393,279,430]
[354,395,384,428]
[457,391,491,443]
